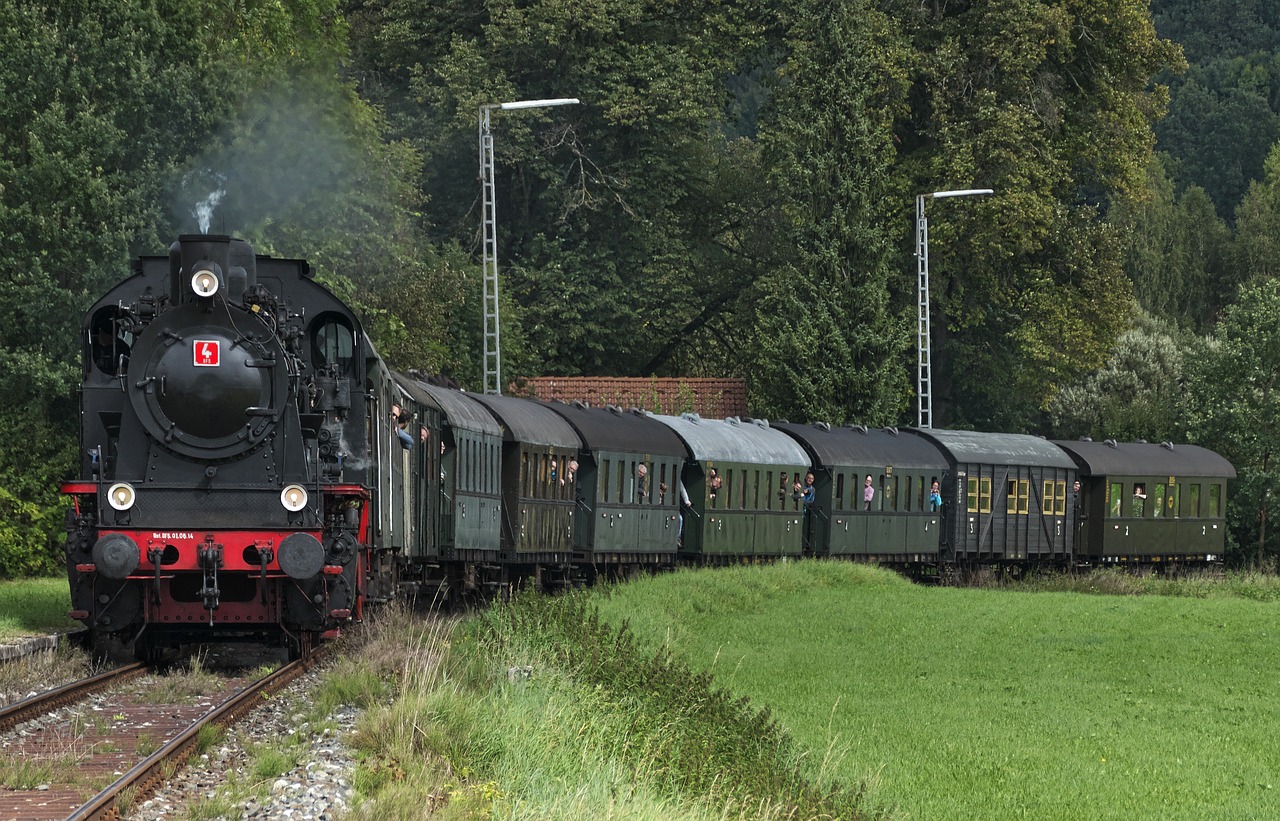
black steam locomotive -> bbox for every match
[63,235,394,659]
[63,236,1237,660]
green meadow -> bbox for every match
[0,577,76,641]
[594,562,1280,819]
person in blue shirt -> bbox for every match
[391,404,413,450]
[930,480,942,511]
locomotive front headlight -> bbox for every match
[281,484,309,512]
[106,482,136,511]
[191,268,220,298]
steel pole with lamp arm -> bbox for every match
[479,97,579,395]
[915,188,993,428]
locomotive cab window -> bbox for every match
[88,308,134,377]
[310,315,354,374]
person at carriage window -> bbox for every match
[929,480,942,512]
[390,404,413,450]
[564,459,578,485]
[550,459,558,484]
[91,321,130,375]
[863,474,875,510]
[708,468,721,503]
[1131,483,1147,517]
[636,463,649,500]
[801,471,816,508]
[678,478,691,544]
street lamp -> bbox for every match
[479,97,579,395]
[915,188,992,428]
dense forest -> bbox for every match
[3,0,1280,574]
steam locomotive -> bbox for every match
[63,236,1237,660]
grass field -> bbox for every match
[594,562,1280,819]
[0,577,77,641]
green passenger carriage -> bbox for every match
[650,414,810,560]
[774,423,948,561]
[1053,439,1235,565]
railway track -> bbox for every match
[0,649,326,820]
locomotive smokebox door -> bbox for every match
[127,302,288,460]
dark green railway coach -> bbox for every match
[909,429,1077,564]
[1053,439,1235,565]
[651,414,810,560]
[399,379,503,563]
[536,402,686,566]
[471,394,582,569]
[774,423,948,561]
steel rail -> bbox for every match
[68,647,329,821]
[0,661,147,734]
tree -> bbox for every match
[1187,279,1280,567]
[883,0,1183,430]
[1230,141,1280,290]
[734,0,911,424]
[1048,310,1187,442]
[1109,157,1230,332]
[0,0,391,576]
[344,0,772,384]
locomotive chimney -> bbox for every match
[170,235,257,305]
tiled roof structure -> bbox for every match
[514,377,749,420]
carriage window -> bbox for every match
[1167,484,1180,518]
[1109,482,1123,517]
[1007,480,1029,515]
[1208,484,1221,517]
[740,470,748,510]
[904,476,913,512]
[601,459,611,501]
[1042,481,1054,515]
[309,314,354,374]
[752,470,760,511]
[887,475,899,511]
[968,477,992,513]
[1055,481,1066,515]
[1189,484,1201,517]
[1152,483,1167,518]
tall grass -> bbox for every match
[0,577,77,640]
[596,561,1280,819]
[342,598,879,820]
[1004,566,1280,601]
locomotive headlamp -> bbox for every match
[281,484,309,512]
[106,482,136,511]
[191,268,220,298]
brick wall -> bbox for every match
[515,377,748,419]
